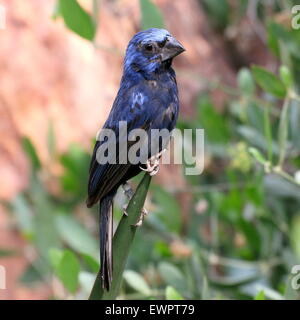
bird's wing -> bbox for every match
[86,84,157,207]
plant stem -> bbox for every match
[89,173,152,300]
[277,94,290,166]
[273,167,300,186]
[263,105,273,163]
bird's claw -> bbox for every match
[122,183,135,216]
[122,182,134,199]
[122,204,129,216]
[133,208,148,227]
[140,149,166,176]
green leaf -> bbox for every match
[251,65,286,98]
[89,174,152,300]
[56,250,80,293]
[29,178,61,261]
[10,195,34,238]
[278,98,290,166]
[248,147,267,165]
[209,273,261,288]
[140,0,164,30]
[253,286,284,300]
[267,22,300,59]
[58,0,96,41]
[123,270,151,295]
[264,174,300,199]
[82,254,100,273]
[290,100,300,148]
[237,125,278,155]
[238,68,255,96]
[55,214,98,258]
[255,290,265,300]
[154,240,172,258]
[49,248,63,269]
[165,286,184,300]
[197,95,230,144]
[22,137,41,171]
[60,144,90,199]
[19,264,44,284]
[238,218,261,255]
[266,22,280,56]
[158,262,186,293]
[245,101,265,133]
[279,65,293,88]
[291,214,300,260]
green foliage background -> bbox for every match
[3,0,300,300]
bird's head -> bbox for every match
[124,28,185,76]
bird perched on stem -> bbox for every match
[86,28,185,290]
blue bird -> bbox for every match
[87,28,185,290]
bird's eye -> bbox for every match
[158,39,167,48]
[144,44,153,52]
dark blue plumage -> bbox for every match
[87,28,185,290]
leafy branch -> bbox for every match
[89,173,152,300]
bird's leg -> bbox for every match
[123,182,134,199]
[122,182,149,226]
[133,207,148,227]
[122,182,134,216]
[133,149,167,225]
[122,204,129,216]
[140,149,166,176]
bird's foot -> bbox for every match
[122,204,128,216]
[122,182,135,216]
[140,149,166,176]
[133,207,148,227]
[122,182,134,199]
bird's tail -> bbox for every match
[99,192,115,290]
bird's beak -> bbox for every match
[161,36,185,61]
